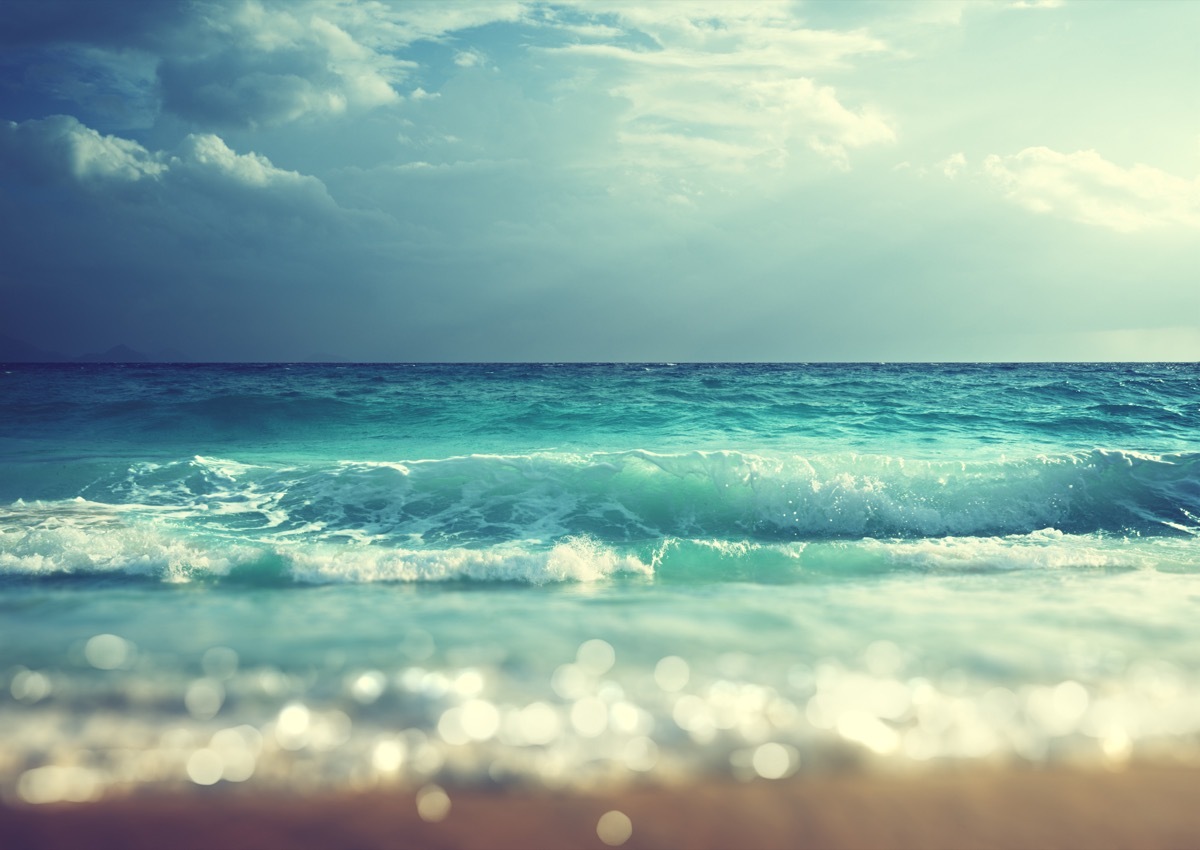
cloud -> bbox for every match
[0,2,181,130]
[341,0,531,47]
[939,152,966,179]
[0,114,334,202]
[983,147,1200,232]
[1,0,414,131]
[453,48,487,68]
[0,0,188,48]
[157,2,404,128]
[169,133,340,217]
[0,114,165,183]
[0,115,372,359]
[536,5,894,173]
[4,1,895,178]
[276,1,896,181]
[1008,0,1065,9]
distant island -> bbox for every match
[75,344,151,363]
[0,335,193,363]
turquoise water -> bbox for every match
[2,363,1199,802]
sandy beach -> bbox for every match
[4,763,1199,850]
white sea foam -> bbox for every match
[284,536,652,585]
[3,499,1194,585]
[857,529,1156,572]
[114,448,1200,541]
[3,445,1197,583]
[0,500,256,581]
[0,499,655,584]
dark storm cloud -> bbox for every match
[0,0,185,130]
[159,49,334,129]
[0,115,403,360]
[0,0,190,49]
[1,0,403,132]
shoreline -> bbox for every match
[4,763,1200,849]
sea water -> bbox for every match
[2,363,1199,802]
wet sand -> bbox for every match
[4,764,1199,850]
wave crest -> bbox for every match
[76,448,1200,543]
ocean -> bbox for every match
[2,362,1199,804]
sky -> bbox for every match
[1,0,1198,362]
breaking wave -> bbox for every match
[3,447,1197,584]
[70,448,1200,540]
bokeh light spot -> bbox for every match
[186,749,223,785]
[597,810,633,846]
[416,784,451,822]
[184,678,225,720]
[752,742,793,779]
[577,639,615,675]
[85,634,134,670]
[654,655,690,692]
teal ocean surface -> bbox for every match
[2,363,1199,802]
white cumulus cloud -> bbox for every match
[536,2,893,172]
[940,152,967,179]
[174,133,326,194]
[1,115,335,210]
[157,0,404,128]
[984,147,1200,232]
[0,115,166,184]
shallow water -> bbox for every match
[2,363,1199,802]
